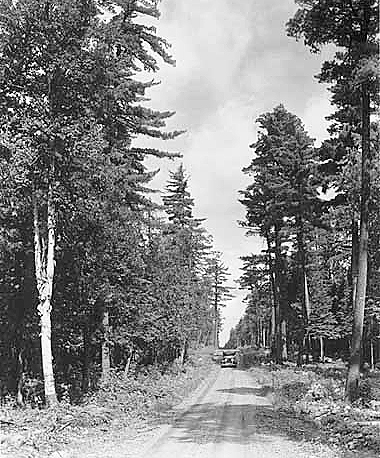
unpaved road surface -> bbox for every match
[134,367,340,458]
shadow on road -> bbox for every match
[216,386,272,397]
[155,402,320,445]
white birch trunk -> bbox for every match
[101,309,111,379]
[262,326,266,348]
[319,336,324,363]
[179,339,187,365]
[33,179,58,407]
[281,320,287,361]
[124,347,134,377]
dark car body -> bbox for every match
[212,349,224,363]
[220,349,238,368]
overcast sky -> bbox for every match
[136,0,334,345]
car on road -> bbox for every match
[212,349,224,363]
[220,349,238,368]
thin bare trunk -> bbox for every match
[16,350,25,406]
[196,329,202,348]
[304,273,311,322]
[213,302,219,349]
[351,218,359,307]
[124,347,134,377]
[297,216,309,362]
[320,336,324,363]
[179,339,187,365]
[101,308,111,379]
[345,76,371,402]
[262,325,266,348]
[265,231,279,360]
[204,328,211,347]
[281,320,287,361]
[273,225,284,364]
[33,176,58,407]
[271,303,275,348]
[82,325,91,392]
[257,318,261,347]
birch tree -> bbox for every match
[0,0,100,405]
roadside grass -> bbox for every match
[0,349,217,458]
[249,362,380,455]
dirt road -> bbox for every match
[136,367,339,458]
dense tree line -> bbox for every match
[228,0,379,402]
[0,1,231,406]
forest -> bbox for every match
[0,0,233,408]
[227,0,379,404]
[0,0,378,434]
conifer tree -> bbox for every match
[162,164,211,360]
[241,104,322,362]
[0,0,180,403]
[205,252,234,348]
[238,255,272,348]
[287,0,379,402]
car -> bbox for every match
[212,349,224,363]
[220,350,238,368]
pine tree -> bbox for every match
[161,164,212,360]
[287,0,379,401]
[205,252,234,348]
[238,255,272,348]
[241,104,322,363]
[0,0,181,403]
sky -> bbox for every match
[136,0,335,346]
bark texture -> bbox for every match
[33,178,58,407]
[345,78,371,402]
[101,308,111,379]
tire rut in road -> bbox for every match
[138,365,223,458]
[134,367,342,458]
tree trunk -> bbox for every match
[124,347,134,377]
[320,336,325,363]
[179,339,187,365]
[304,275,312,364]
[273,225,284,364]
[265,231,278,360]
[40,311,57,404]
[351,217,359,308]
[345,78,371,403]
[82,325,91,392]
[297,216,310,362]
[262,325,266,348]
[101,308,111,379]
[271,302,276,350]
[196,329,203,348]
[257,317,261,347]
[204,328,211,347]
[213,302,219,349]
[281,319,287,361]
[33,178,58,407]
[16,349,25,406]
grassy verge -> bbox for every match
[249,362,380,455]
[0,348,217,458]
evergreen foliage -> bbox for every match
[287,0,379,401]
[0,0,229,405]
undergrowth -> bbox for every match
[0,351,215,458]
[251,362,380,454]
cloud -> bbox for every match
[302,96,333,146]
[136,0,335,345]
